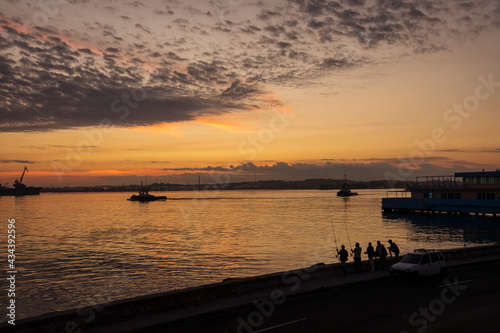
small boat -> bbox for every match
[337,175,358,197]
[128,189,167,202]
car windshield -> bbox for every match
[401,254,421,264]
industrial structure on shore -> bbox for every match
[0,166,40,196]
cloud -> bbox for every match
[221,81,261,99]
[160,158,490,182]
[19,144,97,150]
[0,160,35,164]
[0,23,268,132]
[52,158,489,186]
[11,158,493,186]
[434,148,500,154]
[0,0,499,132]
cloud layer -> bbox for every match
[1,0,499,132]
[53,159,490,186]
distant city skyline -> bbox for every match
[1,0,500,186]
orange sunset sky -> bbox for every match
[1,0,500,186]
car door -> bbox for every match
[430,252,443,275]
[419,254,433,276]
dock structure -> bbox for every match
[382,170,500,217]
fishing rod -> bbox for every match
[344,220,353,256]
[397,243,408,254]
[330,218,340,262]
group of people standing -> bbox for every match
[336,239,400,274]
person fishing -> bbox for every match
[351,242,362,273]
[365,242,375,272]
[388,239,400,259]
[338,245,349,275]
[376,241,387,270]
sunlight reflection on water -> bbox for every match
[1,189,499,320]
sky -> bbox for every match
[1,0,500,186]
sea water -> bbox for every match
[1,189,499,320]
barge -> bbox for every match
[382,170,500,217]
[0,166,41,196]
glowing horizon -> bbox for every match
[1,1,500,186]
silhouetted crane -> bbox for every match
[1,166,40,196]
[15,166,29,186]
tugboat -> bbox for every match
[128,188,167,202]
[0,166,41,196]
[337,174,358,197]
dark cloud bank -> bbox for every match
[89,160,485,186]
[0,27,262,132]
[0,0,499,132]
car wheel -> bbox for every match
[440,267,447,278]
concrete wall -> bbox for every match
[441,244,500,261]
[2,245,500,333]
[382,197,500,214]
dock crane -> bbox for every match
[0,166,40,196]
[14,166,29,186]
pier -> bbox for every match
[382,170,500,217]
[382,197,500,217]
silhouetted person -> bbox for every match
[352,242,362,273]
[365,242,375,272]
[338,245,348,275]
[388,239,400,259]
[376,241,387,270]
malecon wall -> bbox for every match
[2,245,500,333]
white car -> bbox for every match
[390,249,447,278]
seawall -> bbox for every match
[382,197,500,216]
[2,244,500,333]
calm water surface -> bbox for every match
[1,189,499,320]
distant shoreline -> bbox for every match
[39,179,411,193]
